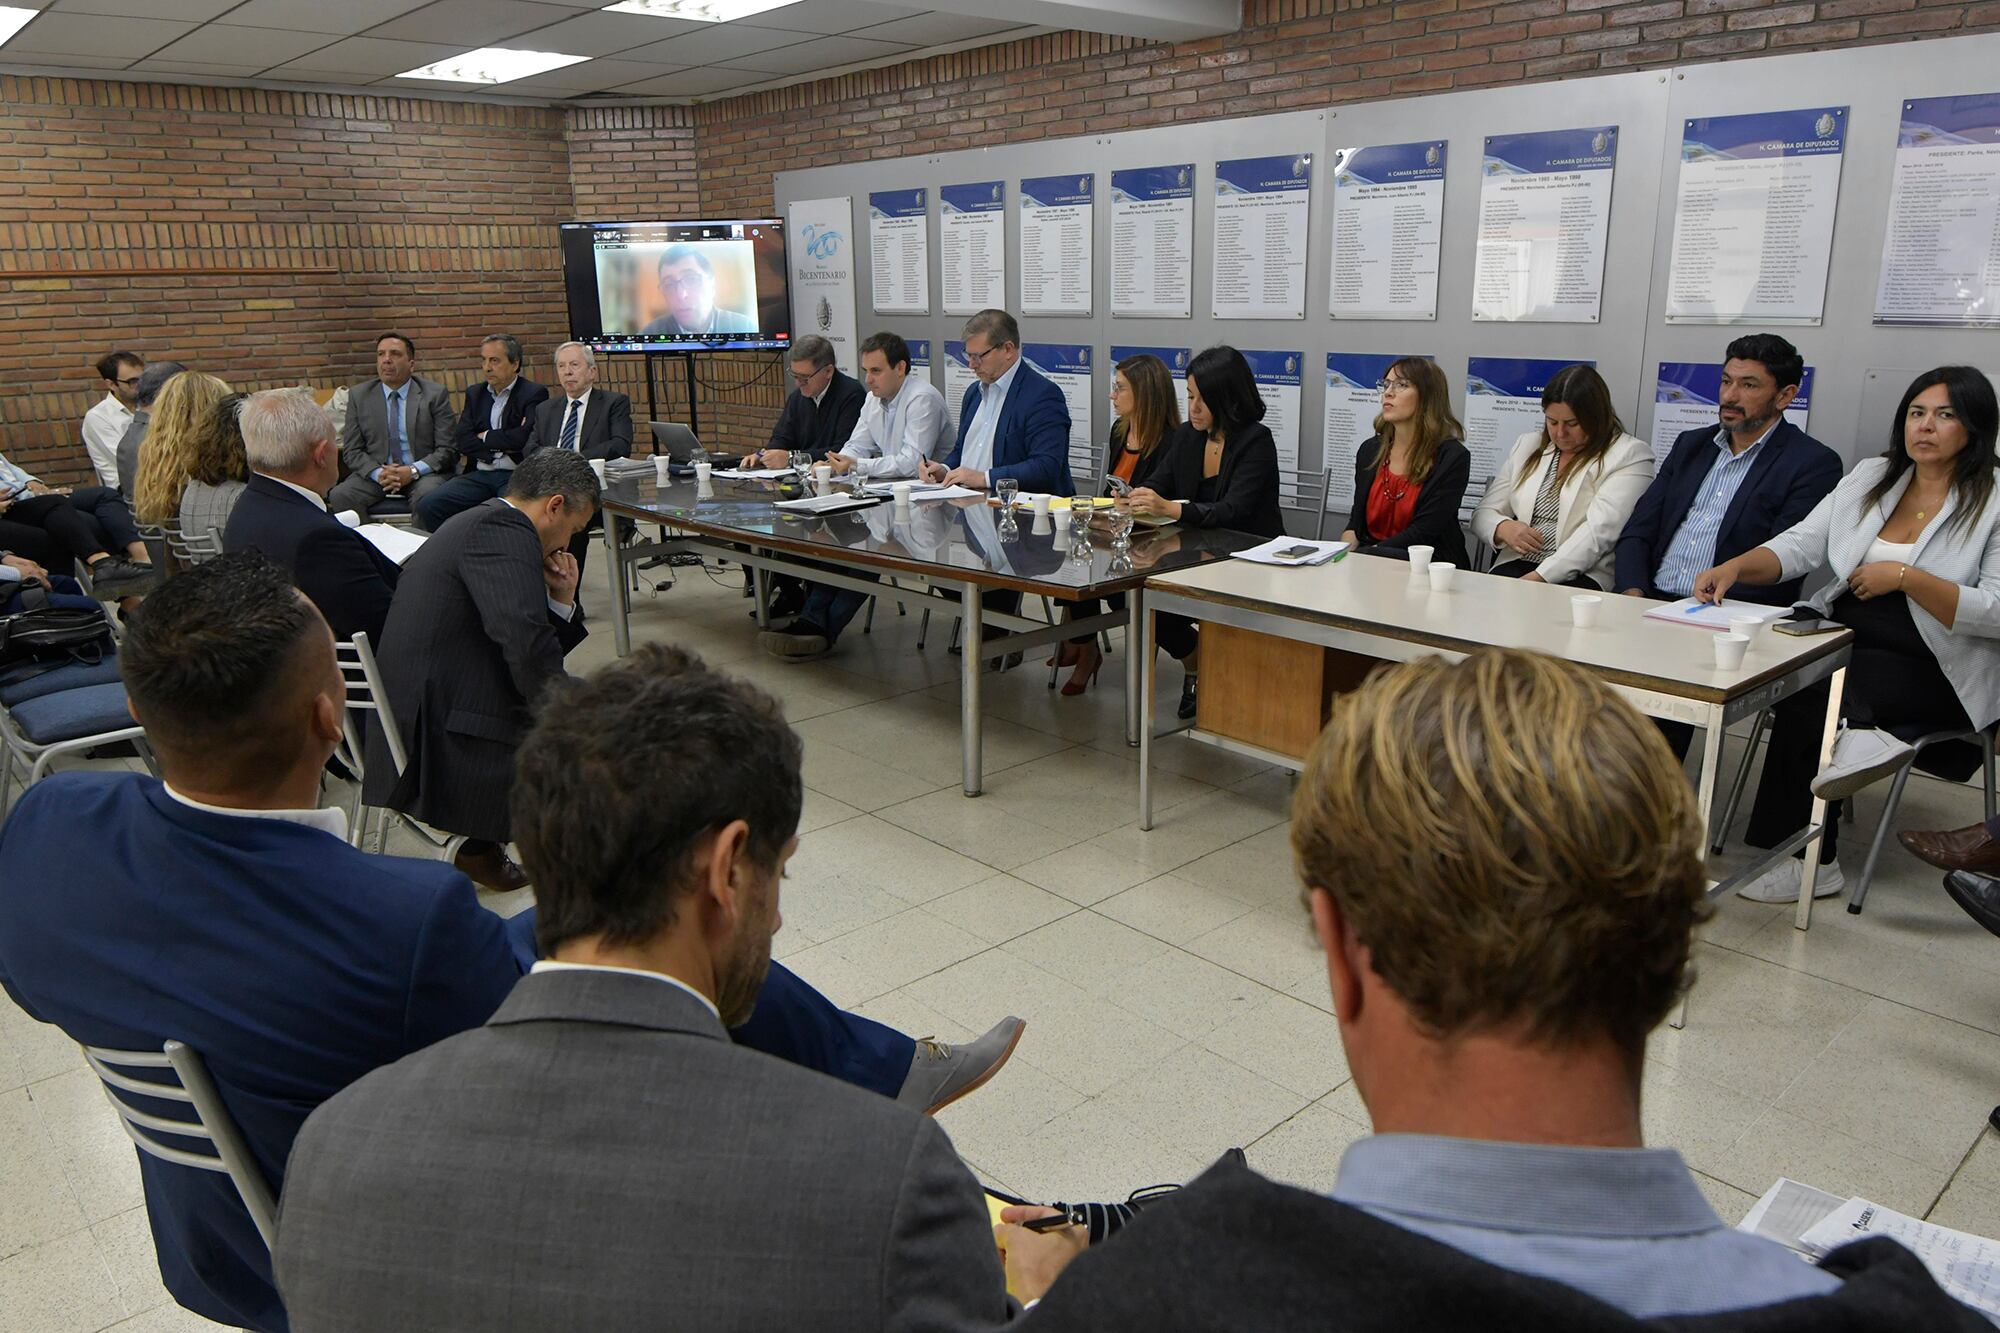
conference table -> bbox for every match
[596,470,1259,795]
[1137,553,1855,933]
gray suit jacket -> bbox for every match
[361,498,585,842]
[274,968,1014,1332]
[341,375,458,479]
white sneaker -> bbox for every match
[1737,859,1845,904]
[1810,727,1915,801]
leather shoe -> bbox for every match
[1945,871,2000,939]
[454,843,530,891]
[895,1017,1024,1114]
[1900,821,2000,873]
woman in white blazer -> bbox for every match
[1696,366,2000,903]
[1470,364,1654,590]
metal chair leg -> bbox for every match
[1986,729,1997,822]
[1850,761,1920,915]
[917,608,931,650]
[1711,711,1771,855]
[863,597,876,634]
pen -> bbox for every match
[1683,601,1711,614]
[1023,1209,1084,1233]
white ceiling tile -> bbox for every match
[260,66,395,84]
[624,21,804,64]
[51,0,240,19]
[365,0,587,46]
[611,65,762,97]
[502,9,704,56]
[716,31,912,75]
[220,0,429,35]
[852,13,1033,45]
[0,52,137,70]
[271,34,463,74]
[129,59,276,76]
[737,0,923,36]
[145,23,338,67]
[5,13,197,57]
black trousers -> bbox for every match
[1489,558,1600,590]
[0,493,117,567]
[1744,594,1970,863]
[68,486,142,551]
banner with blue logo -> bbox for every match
[1652,362,1814,466]
[1667,107,1847,325]
[1330,141,1446,320]
[786,196,857,371]
[1111,165,1195,318]
[1465,356,1596,492]
[1472,128,1617,324]
[868,188,929,315]
[941,181,1005,314]
[1213,154,1312,320]
[1020,174,1093,316]
[1241,349,1304,472]
[1023,343,1095,465]
[1876,95,2000,326]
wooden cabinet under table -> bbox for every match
[1194,623,1377,764]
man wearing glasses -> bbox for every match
[640,245,758,337]
[82,350,145,489]
[737,335,867,470]
[920,309,1072,495]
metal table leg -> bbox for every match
[752,566,771,631]
[1672,703,1729,1032]
[605,509,631,657]
[1124,585,1143,748]
[961,581,983,796]
[1796,663,1847,931]
[1139,601,1158,830]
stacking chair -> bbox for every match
[333,632,462,862]
[0,670,152,808]
[1280,465,1340,540]
[82,1041,276,1250]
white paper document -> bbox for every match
[1472,127,1617,323]
[1740,1177,1848,1256]
[1641,598,1792,630]
[905,484,984,502]
[356,524,427,566]
[1798,1197,2000,1322]
[1232,536,1348,567]
[710,467,792,479]
[773,493,881,515]
[1329,140,1446,320]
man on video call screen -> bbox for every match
[603,241,758,337]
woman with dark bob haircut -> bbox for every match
[1121,345,1285,718]
[1696,366,2000,904]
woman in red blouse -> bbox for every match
[1340,358,1471,565]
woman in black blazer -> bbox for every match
[1340,357,1471,566]
[1122,345,1286,719]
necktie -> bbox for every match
[559,399,581,451]
[388,387,407,464]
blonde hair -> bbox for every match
[133,371,232,524]
[1290,649,1708,1055]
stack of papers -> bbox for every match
[355,524,427,566]
[711,467,793,479]
[1642,598,1792,630]
[773,493,880,515]
[1230,537,1349,567]
[905,484,985,502]
[605,457,654,475]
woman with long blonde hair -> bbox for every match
[1339,357,1471,564]
[132,370,232,526]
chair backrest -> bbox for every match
[166,528,221,567]
[334,631,409,779]
[1279,465,1339,540]
[82,1040,277,1249]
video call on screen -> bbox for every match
[561,218,792,353]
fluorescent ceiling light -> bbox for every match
[605,0,802,22]
[0,6,38,46]
[396,48,590,84]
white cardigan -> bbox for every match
[1769,457,2000,730]
[1471,430,1655,589]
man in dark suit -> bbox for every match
[1614,333,1842,606]
[521,339,633,581]
[996,653,1971,1329]
[923,309,1074,496]
[738,334,867,468]
[326,332,459,522]
[224,388,399,645]
[363,449,594,891]
[413,333,551,532]
[275,645,1017,1333]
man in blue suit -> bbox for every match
[1614,333,1843,606]
[414,334,551,532]
[0,555,1019,1332]
[925,308,1074,496]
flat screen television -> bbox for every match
[561,218,791,353]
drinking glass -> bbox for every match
[1068,501,1094,559]
[789,449,812,486]
[1107,506,1135,553]
[995,478,1019,540]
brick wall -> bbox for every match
[0,78,573,483]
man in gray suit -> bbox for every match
[327,332,458,523]
[276,644,1017,1332]
[114,359,183,502]
[362,448,594,891]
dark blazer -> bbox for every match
[223,473,400,644]
[1137,422,1286,538]
[275,968,1015,1333]
[1345,435,1471,565]
[1613,419,1842,604]
[454,376,550,466]
[767,368,868,461]
[523,388,634,462]
[947,360,1075,494]
[1019,1155,1987,1332]
[341,376,458,478]
[0,772,528,1333]
[363,499,587,843]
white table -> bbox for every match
[1140,552,1854,933]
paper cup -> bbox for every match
[1713,632,1750,670]
[1407,545,1434,576]
[813,463,832,492]
[1031,494,1053,518]
[1427,561,1456,592]
[652,456,672,485]
[1571,594,1602,628]
[588,458,607,485]
[892,481,914,507]
[1728,613,1767,645]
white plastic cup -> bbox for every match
[813,463,833,493]
[1713,632,1750,670]
[588,458,607,485]
[693,460,712,483]
[1427,561,1456,592]
[1032,512,1053,535]
[892,481,914,507]
[652,455,671,485]
[1407,545,1435,576]
[1031,494,1053,519]
[1571,593,1602,628]
[1728,613,1767,645]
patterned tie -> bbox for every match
[559,399,581,451]
[388,387,408,464]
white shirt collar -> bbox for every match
[562,388,591,416]
[528,960,721,1020]
[258,472,329,511]
[811,376,832,408]
[164,783,348,838]
[98,393,135,421]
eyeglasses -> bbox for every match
[965,343,1008,366]
[661,274,709,294]
[115,376,143,387]
[791,365,829,385]
[1376,378,1414,393]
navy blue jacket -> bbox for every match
[454,376,550,465]
[223,473,400,645]
[1613,420,1843,606]
[946,359,1075,494]
[0,774,531,1331]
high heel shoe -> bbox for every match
[1061,642,1103,696]
[1046,640,1082,669]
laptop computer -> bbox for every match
[648,421,705,462]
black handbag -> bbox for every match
[0,584,112,668]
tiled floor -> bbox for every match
[7,555,2000,1330]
